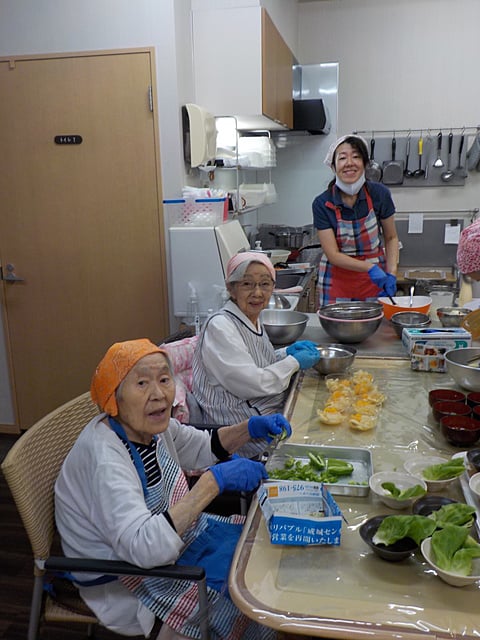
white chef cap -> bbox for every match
[324,134,369,169]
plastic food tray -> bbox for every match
[266,443,373,497]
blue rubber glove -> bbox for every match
[292,347,320,370]
[381,273,397,297]
[368,264,388,289]
[248,414,292,442]
[209,457,268,493]
[286,340,318,356]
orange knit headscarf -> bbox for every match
[90,339,169,416]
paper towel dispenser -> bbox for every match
[292,99,331,135]
[182,103,217,167]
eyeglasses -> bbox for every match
[236,279,275,292]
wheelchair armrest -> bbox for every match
[45,556,205,582]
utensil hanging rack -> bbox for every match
[354,125,480,136]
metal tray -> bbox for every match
[266,442,373,497]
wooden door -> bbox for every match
[0,49,168,431]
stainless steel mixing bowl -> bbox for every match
[313,344,356,375]
[437,307,471,327]
[319,301,383,320]
[445,348,480,391]
[317,311,383,344]
[261,309,308,345]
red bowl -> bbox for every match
[440,415,480,447]
[473,406,480,422]
[428,389,466,407]
[467,392,480,409]
[432,400,472,423]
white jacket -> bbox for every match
[54,414,217,637]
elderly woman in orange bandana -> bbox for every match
[55,339,288,640]
[192,252,319,457]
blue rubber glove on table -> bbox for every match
[286,341,320,370]
[248,414,292,442]
[209,456,268,493]
[368,265,397,297]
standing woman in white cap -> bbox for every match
[192,252,319,457]
[312,135,400,306]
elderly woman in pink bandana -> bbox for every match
[457,219,480,280]
[192,252,319,457]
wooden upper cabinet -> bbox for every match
[192,6,293,130]
[261,9,293,129]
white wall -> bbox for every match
[0,0,191,198]
[297,0,480,220]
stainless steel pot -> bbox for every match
[269,230,308,249]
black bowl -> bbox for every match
[467,449,480,472]
[411,495,458,516]
[359,515,418,562]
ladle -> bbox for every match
[404,134,413,177]
[409,285,415,307]
[441,132,455,182]
[433,131,444,168]
[413,135,425,177]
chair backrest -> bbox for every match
[1,391,98,562]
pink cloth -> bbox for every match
[457,219,480,275]
[226,251,276,282]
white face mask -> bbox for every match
[335,172,366,196]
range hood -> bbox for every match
[292,98,331,135]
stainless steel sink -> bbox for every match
[274,267,313,291]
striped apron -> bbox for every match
[115,426,275,640]
[318,185,386,306]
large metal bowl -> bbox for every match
[445,348,480,391]
[317,311,384,344]
[261,309,308,345]
[319,301,383,320]
[313,344,356,375]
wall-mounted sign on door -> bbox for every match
[54,135,83,145]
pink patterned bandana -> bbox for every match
[457,220,480,275]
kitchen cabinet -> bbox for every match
[192,7,293,131]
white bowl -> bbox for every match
[369,471,427,510]
[421,537,480,587]
[404,456,461,492]
[269,249,291,265]
[469,472,480,500]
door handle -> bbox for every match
[1,263,25,282]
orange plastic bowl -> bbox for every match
[378,296,432,320]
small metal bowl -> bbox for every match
[313,344,356,375]
[390,311,431,338]
[437,307,471,327]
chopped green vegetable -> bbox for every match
[381,481,426,501]
[268,454,354,484]
[428,503,476,529]
[422,458,465,481]
[431,525,480,576]
[372,515,436,546]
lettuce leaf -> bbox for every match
[373,515,436,546]
[430,525,480,575]
[428,503,476,529]
[381,481,426,501]
[422,458,465,481]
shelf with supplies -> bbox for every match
[353,126,480,188]
[213,116,277,212]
